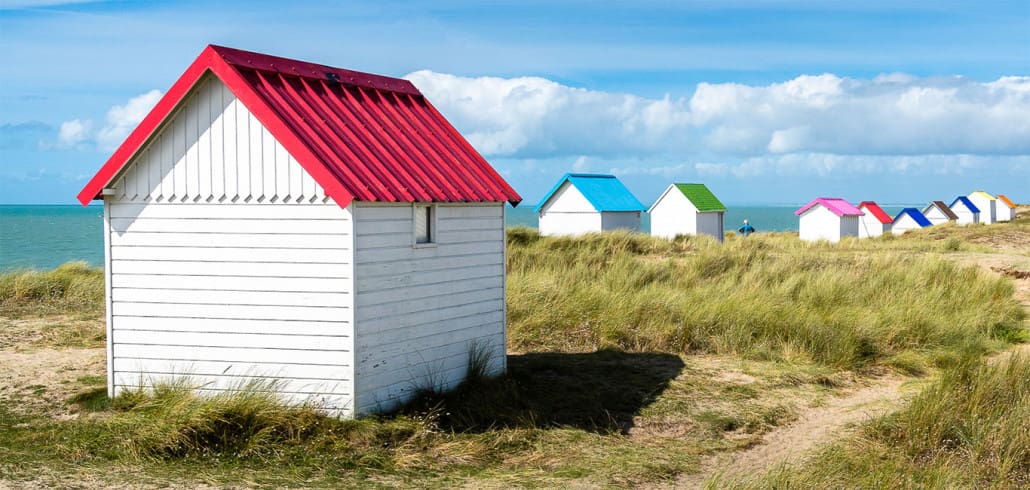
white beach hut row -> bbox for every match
[795,191,1019,242]
[535,174,728,241]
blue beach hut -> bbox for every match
[536,173,646,236]
[891,208,933,235]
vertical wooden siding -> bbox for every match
[105,76,354,414]
[112,74,328,205]
[352,203,506,415]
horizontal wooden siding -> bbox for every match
[352,203,506,415]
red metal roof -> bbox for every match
[77,45,521,207]
[858,201,893,224]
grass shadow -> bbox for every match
[401,349,685,434]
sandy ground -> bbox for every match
[0,348,106,419]
[668,248,1030,488]
[674,374,912,488]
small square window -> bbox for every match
[414,205,433,244]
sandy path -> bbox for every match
[673,374,909,488]
[671,249,1030,488]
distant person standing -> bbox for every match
[738,219,755,237]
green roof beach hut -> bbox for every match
[649,183,727,242]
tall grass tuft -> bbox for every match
[0,262,104,315]
[105,378,435,466]
[507,229,1024,369]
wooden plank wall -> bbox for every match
[351,203,506,415]
[105,75,354,414]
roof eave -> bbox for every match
[76,46,222,205]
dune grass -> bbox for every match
[0,261,104,317]
[1,223,1027,487]
[729,353,1030,489]
[507,227,1025,371]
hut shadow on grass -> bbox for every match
[400,349,685,434]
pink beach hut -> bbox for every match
[795,198,865,243]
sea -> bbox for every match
[0,204,913,271]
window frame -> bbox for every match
[412,203,437,247]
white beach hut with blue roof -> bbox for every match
[536,173,646,236]
[948,196,980,225]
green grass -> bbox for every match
[1,221,1027,487]
[507,227,1025,370]
[729,353,1030,489]
[0,262,104,317]
[5,351,769,487]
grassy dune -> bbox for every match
[0,261,103,317]
[0,221,1027,487]
[508,228,1024,371]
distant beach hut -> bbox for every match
[996,195,1017,222]
[794,197,864,242]
[857,201,892,238]
[536,173,646,236]
[922,201,959,226]
[649,183,726,242]
[74,45,521,418]
[968,191,998,224]
[891,208,933,235]
[948,196,980,225]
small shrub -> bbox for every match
[942,236,963,252]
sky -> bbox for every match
[1,0,1028,206]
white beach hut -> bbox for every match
[997,195,1017,222]
[76,46,522,417]
[968,191,998,224]
[794,197,864,243]
[922,201,959,226]
[649,183,726,242]
[891,208,933,235]
[536,173,646,236]
[857,201,892,238]
[948,196,980,225]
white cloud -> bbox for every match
[96,89,162,152]
[410,70,1030,166]
[57,89,162,153]
[57,119,91,148]
[688,74,1030,156]
[405,70,692,158]
[686,153,1030,179]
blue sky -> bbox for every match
[1,0,1028,205]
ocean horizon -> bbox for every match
[0,203,918,271]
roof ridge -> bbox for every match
[209,45,421,96]
[77,45,521,208]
